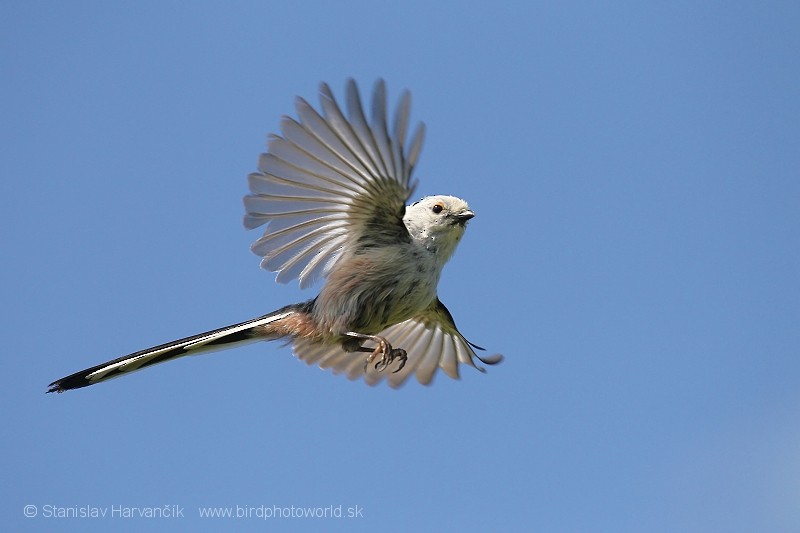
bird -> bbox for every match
[47,79,502,393]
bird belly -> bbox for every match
[313,251,438,336]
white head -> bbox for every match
[403,195,474,261]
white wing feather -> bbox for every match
[291,300,503,388]
[244,79,425,289]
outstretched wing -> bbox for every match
[244,79,426,289]
[291,299,503,388]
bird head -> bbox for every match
[403,195,475,260]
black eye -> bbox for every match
[432,203,444,214]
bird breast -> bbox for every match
[313,245,441,337]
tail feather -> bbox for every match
[47,308,298,393]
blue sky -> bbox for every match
[3,1,799,531]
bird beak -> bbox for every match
[453,210,475,225]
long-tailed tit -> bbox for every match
[48,79,502,392]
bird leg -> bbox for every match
[344,332,408,373]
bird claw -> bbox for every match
[375,348,407,373]
[389,349,407,373]
[363,339,407,374]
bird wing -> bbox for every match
[244,79,425,289]
[291,299,503,388]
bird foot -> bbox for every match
[364,338,407,373]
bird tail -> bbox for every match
[47,303,309,393]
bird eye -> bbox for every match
[432,203,444,214]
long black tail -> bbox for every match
[47,305,304,393]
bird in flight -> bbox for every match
[48,79,502,392]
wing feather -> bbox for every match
[345,79,391,179]
[318,83,382,179]
[289,299,502,388]
[245,79,422,288]
[369,80,397,180]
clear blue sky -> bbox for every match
[3,1,799,531]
